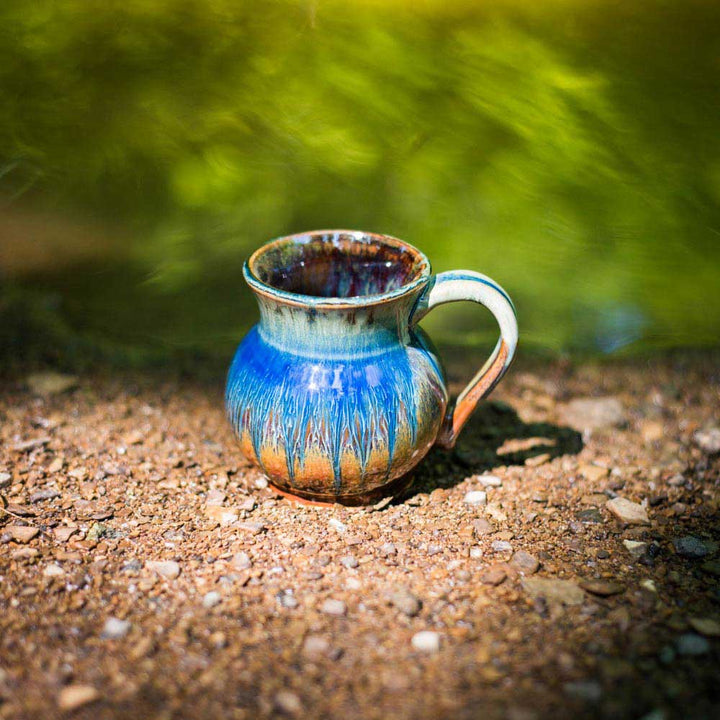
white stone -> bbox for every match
[320,598,347,616]
[411,630,441,653]
[43,563,64,578]
[477,475,503,487]
[464,490,487,506]
[329,518,347,533]
[606,497,650,525]
[203,591,222,609]
[146,560,181,579]
[101,617,131,639]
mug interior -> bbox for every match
[248,231,429,299]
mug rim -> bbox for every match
[243,229,432,308]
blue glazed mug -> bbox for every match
[226,230,518,505]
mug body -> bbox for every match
[227,325,446,504]
[225,230,447,504]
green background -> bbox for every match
[1,0,719,370]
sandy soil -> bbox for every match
[1,351,719,719]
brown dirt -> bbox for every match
[1,351,719,719]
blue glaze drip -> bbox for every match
[225,326,429,492]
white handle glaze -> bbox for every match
[411,270,518,448]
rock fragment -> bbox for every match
[688,618,720,637]
[27,372,78,396]
[302,635,330,659]
[205,505,239,526]
[58,685,100,712]
[411,631,441,653]
[275,690,302,715]
[606,497,650,525]
[320,599,347,616]
[511,551,540,575]
[43,564,65,578]
[203,591,222,609]
[101,617,131,639]
[522,577,584,606]
[676,633,710,656]
[5,525,40,544]
[477,475,502,487]
[388,587,421,617]
[623,540,647,559]
[579,578,625,597]
[560,397,625,431]
[146,560,181,580]
[480,566,507,586]
[464,490,487,506]
[694,426,720,455]
[673,536,714,559]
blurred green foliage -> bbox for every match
[1,0,719,368]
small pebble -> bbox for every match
[523,577,584,606]
[623,540,647,559]
[101,617,131,639]
[673,536,712,559]
[203,591,222,609]
[606,497,650,526]
[27,372,78,396]
[388,587,422,617]
[0,472,11,488]
[29,488,61,503]
[340,555,359,569]
[379,542,397,556]
[579,464,609,482]
[694,426,720,454]
[6,525,40,544]
[477,475,502,487]
[480,566,507,586]
[329,518,347,533]
[579,578,625,597]
[278,591,298,609]
[464,490,487,506]
[146,560,181,580]
[43,563,65,578]
[688,617,720,637]
[321,599,347,616]
[58,684,100,712]
[473,518,494,536]
[676,633,711,656]
[560,396,625,431]
[411,631,441,653]
[511,551,540,574]
[491,540,513,553]
[231,552,252,570]
[275,690,302,715]
[302,635,330,659]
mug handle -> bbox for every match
[411,271,518,449]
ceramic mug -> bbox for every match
[226,230,517,505]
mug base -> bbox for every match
[267,473,415,507]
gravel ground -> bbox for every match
[1,351,719,719]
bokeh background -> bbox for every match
[1,0,719,372]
